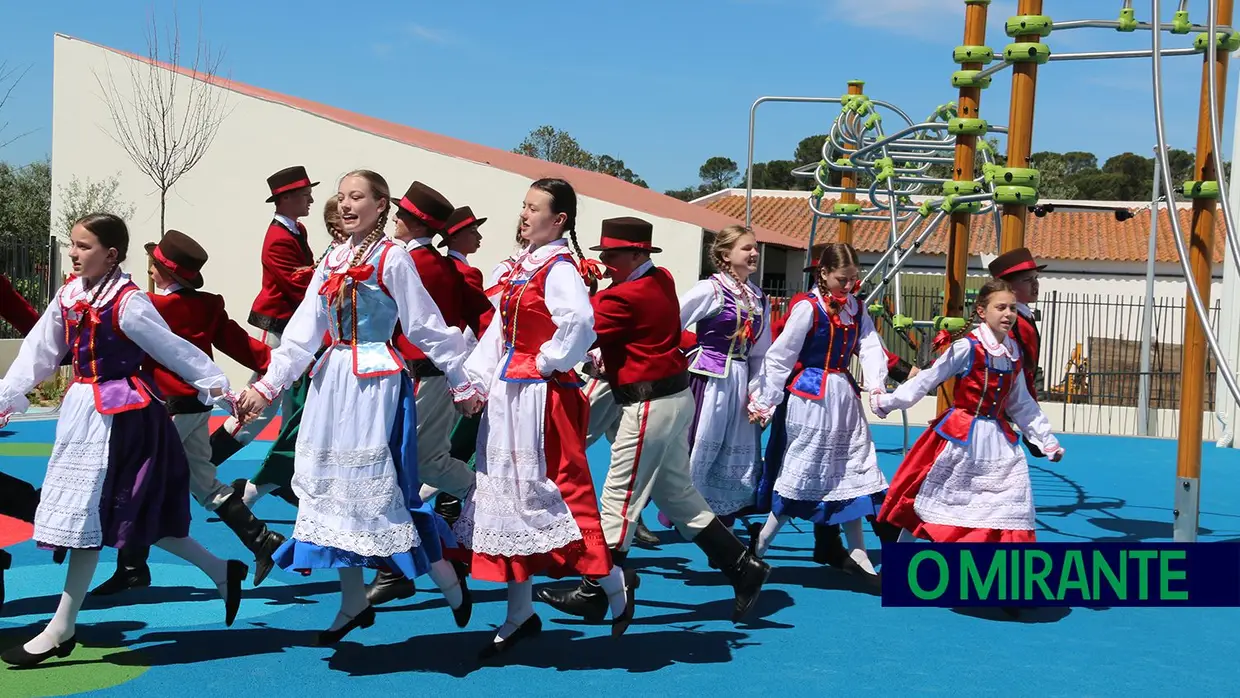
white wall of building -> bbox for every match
[50,36,708,388]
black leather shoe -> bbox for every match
[316,605,375,646]
[478,613,541,661]
[435,493,462,527]
[90,546,152,596]
[632,519,660,549]
[536,578,608,622]
[451,560,472,628]
[812,524,847,567]
[365,569,416,606]
[216,488,286,586]
[223,559,248,627]
[611,569,640,637]
[0,635,76,667]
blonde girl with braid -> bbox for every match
[236,170,480,646]
[450,177,634,660]
[745,243,891,582]
[675,225,772,534]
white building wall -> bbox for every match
[50,36,706,388]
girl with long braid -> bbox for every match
[746,243,893,582]
[236,170,479,645]
[0,213,248,667]
[451,177,633,660]
[675,225,772,533]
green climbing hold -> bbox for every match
[1195,31,1240,52]
[1004,42,1051,64]
[1184,180,1221,199]
[1005,15,1053,38]
[847,79,865,88]
[987,167,1040,187]
[834,203,864,215]
[1171,10,1192,35]
[953,45,995,64]
[943,180,984,197]
[948,117,989,136]
[1117,7,1139,32]
[951,70,992,89]
[868,302,885,317]
[892,314,914,331]
[933,316,969,333]
[994,185,1040,205]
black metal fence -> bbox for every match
[0,234,60,339]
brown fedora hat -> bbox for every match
[393,181,453,230]
[145,230,208,289]
[266,165,319,203]
[590,216,662,253]
[989,247,1047,279]
[437,206,488,247]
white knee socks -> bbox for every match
[897,528,918,543]
[595,566,628,618]
[241,481,278,508]
[755,513,789,558]
[497,580,534,642]
[24,549,100,654]
[418,484,441,502]
[155,536,227,592]
[842,519,877,575]
[330,567,368,632]
[428,559,463,609]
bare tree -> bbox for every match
[0,61,33,150]
[93,8,231,240]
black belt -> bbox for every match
[165,394,211,416]
[610,371,690,406]
[408,358,444,378]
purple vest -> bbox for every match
[788,294,860,400]
[62,281,155,414]
[688,278,765,379]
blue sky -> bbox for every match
[1,0,1237,193]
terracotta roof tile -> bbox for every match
[700,193,1229,264]
[68,35,802,250]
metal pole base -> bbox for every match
[1172,476,1201,542]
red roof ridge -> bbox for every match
[59,34,803,249]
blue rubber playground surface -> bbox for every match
[0,412,1238,697]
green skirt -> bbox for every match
[251,373,309,493]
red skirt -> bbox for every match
[464,382,614,583]
[877,416,1037,544]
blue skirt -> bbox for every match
[272,373,454,578]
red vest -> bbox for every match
[249,219,314,333]
[1010,311,1040,399]
[498,255,581,387]
[395,243,489,361]
[591,266,688,387]
[0,273,38,336]
[451,254,491,336]
[934,336,1022,446]
[146,289,271,413]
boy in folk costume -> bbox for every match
[89,232,285,596]
[988,248,1047,458]
[366,182,491,606]
[538,217,771,623]
[208,166,317,473]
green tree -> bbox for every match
[1028,152,1080,199]
[55,173,138,240]
[699,156,740,193]
[0,158,51,241]
[593,154,648,188]
[514,125,595,169]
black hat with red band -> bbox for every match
[437,206,488,247]
[145,230,207,290]
[265,166,318,203]
[589,217,662,254]
[988,247,1047,279]
[394,181,453,231]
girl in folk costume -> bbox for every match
[675,225,772,528]
[747,243,891,580]
[0,214,248,667]
[871,279,1064,544]
[235,171,478,645]
[452,178,633,660]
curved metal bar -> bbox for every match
[746,96,844,227]
[1150,2,1240,406]
[1205,0,1240,290]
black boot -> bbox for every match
[90,545,152,596]
[365,569,416,606]
[632,518,660,549]
[209,426,246,466]
[693,518,770,622]
[435,493,462,527]
[0,549,10,612]
[813,524,848,568]
[214,490,286,586]
[535,548,628,623]
[869,517,901,545]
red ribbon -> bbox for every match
[599,236,654,250]
[71,299,100,326]
[271,178,312,196]
[290,267,315,286]
[152,247,200,280]
[318,265,374,299]
[932,329,954,352]
[740,318,756,343]
[577,258,606,285]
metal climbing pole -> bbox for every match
[938,0,992,412]
[1171,0,1235,542]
